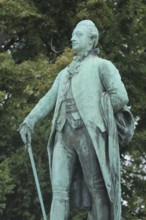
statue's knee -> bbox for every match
[52,189,70,201]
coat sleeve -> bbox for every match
[23,72,61,129]
[100,60,129,112]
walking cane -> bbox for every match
[27,142,47,220]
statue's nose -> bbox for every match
[71,35,76,42]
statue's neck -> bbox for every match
[74,48,99,62]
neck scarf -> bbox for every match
[68,48,99,76]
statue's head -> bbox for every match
[71,20,99,54]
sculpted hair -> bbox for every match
[76,20,99,48]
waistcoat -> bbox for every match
[56,78,84,131]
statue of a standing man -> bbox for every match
[19,20,129,220]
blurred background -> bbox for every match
[0,0,146,219]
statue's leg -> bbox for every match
[75,127,110,220]
[50,131,76,220]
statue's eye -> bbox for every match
[77,32,83,37]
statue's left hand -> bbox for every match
[19,123,32,145]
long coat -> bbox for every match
[24,55,129,220]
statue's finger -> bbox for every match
[26,131,31,144]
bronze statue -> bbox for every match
[19,20,132,220]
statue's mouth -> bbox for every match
[72,42,77,47]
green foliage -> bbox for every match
[0,0,146,219]
[0,48,73,219]
[0,160,15,214]
[0,0,77,62]
[2,149,51,220]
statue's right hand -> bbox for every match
[19,123,32,145]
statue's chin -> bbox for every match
[72,48,84,55]
[72,47,79,53]
[72,46,92,55]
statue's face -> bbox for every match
[71,25,92,54]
